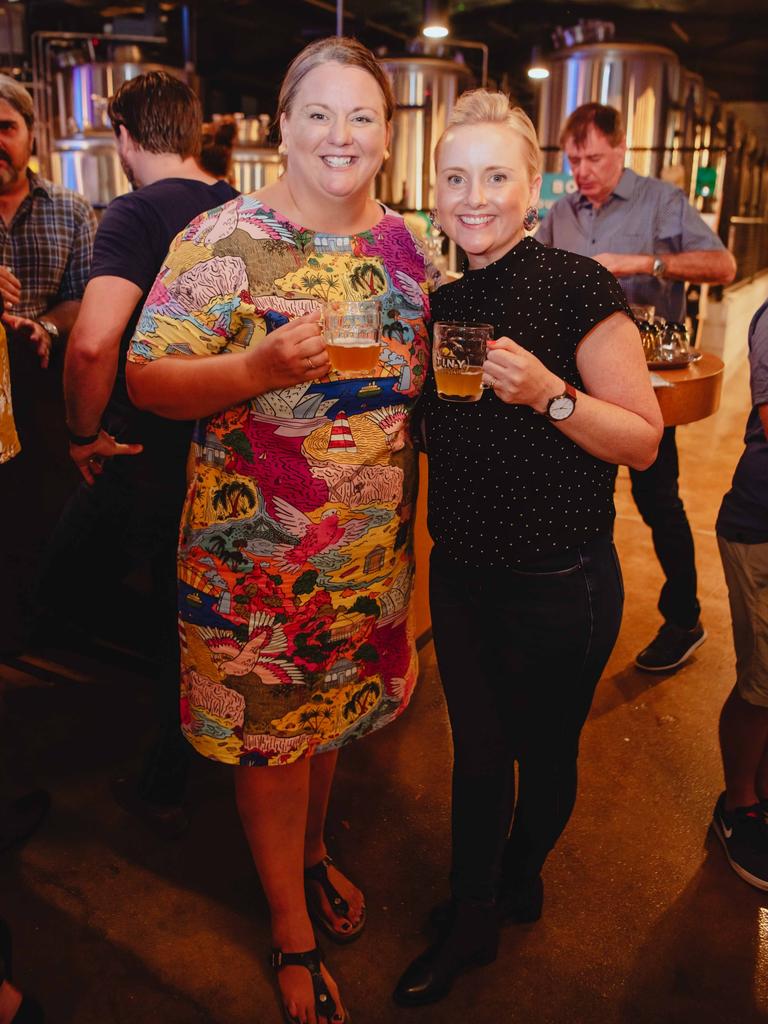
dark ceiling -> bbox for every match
[26,0,768,118]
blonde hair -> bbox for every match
[436,89,542,184]
[276,36,395,140]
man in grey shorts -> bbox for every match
[711,296,768,889]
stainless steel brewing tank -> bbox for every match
[51,135,131,208]
[536,43,680,178]
[56,61,188,137]
[231,146,282,194]
[377,57,471,211]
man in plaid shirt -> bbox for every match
[0,74,96,366]
[0,73,96,653]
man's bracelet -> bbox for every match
[66,425,101,446]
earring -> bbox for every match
[429,208,442,233]
[523,206,539,232]
[383,148,391,161]
[278,141,287,156]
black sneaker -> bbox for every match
[635,620,706,672]
[711,793,768,890]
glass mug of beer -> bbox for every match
[629,304,656,324]
[432,321,494,402]
[323,299,382,375]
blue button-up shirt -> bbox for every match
[536,168,726,322]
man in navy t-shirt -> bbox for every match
[39,72,238,834]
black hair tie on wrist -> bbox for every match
[66,425,100,446]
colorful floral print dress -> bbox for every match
[129,198,435,766]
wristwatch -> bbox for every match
[37,318,60,341]
[544,382,577,422]
[651,256,666,279]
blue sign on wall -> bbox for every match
[539,172,577,219]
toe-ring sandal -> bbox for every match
[304,856,367,944]
[271,946,349,1024]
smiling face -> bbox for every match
[436,122,541,270]
[563,125,626,208]
[0,99,33,193]
[279,62,390,206]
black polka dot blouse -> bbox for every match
[422,236,632,568]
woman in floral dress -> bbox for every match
[126,36,435,1024]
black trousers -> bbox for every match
[429,535,624,903]
[629,426,700,630]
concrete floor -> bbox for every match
[2,354,766,1024]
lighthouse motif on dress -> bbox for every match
[327,411,358,454]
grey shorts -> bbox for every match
[718,535,768,706]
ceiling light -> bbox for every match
[527,46,549,80]
[422,0,449,39]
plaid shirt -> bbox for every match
[0,170,97,319]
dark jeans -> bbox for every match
[0,340,79,650]
[629,426,700,630]
[36,449,188,806]
[429,534,624,903]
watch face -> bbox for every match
[548,395,576,421]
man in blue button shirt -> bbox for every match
[537,102,736,672]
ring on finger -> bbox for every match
[306,356,315,370]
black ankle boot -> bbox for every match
[499,873,543,924]
[428,873,543,933]
[394,898,499,1007]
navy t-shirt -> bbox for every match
[91,177,238,462]
[716,298,768,543]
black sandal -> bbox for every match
[304,856,367,944]
[271,946,349,1023]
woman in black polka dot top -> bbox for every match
[394,92,663,1008]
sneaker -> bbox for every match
[711,793,768,890]
[634,620,706,672]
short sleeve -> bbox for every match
[128,207,250,365]
[750,307,768,408]
[401,218,444,296]
[563,257,631,342]
[90,194,157,292]
[657,188,725,253]
[59,197,97,301]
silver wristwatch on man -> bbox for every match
[37,318,60,341]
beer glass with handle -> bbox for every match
[432,322,493,402]
[324,299,382,375]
